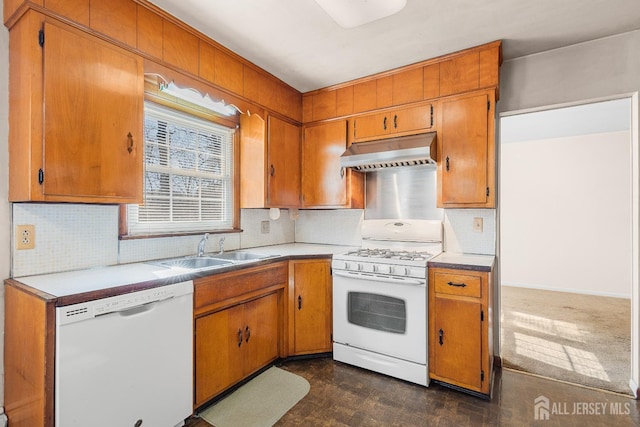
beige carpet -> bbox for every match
[500,286,631,395]
[199,367,310,427]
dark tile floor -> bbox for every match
[187,357,640,426]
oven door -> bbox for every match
[333,269,426,364]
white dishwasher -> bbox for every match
[55,280,193,427]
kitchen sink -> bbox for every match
[211,252,272,262]
[153,256,233,270]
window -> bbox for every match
[127,101,236,235]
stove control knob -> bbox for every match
[344,262,350,270]
[357,263,363,271]
[404,267,410,276]
[388,266,394,275]
[373,265,378,273]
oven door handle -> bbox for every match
[333,270,426,286]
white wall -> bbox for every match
[501,130,631,297]
[499,30,640,113]
[0,0,9,407]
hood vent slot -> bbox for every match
[340,132,437,171]
[355,158,433,171]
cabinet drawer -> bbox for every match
[195,262,287,310]
[434,271,482,298]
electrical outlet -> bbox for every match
[472,217,483,233]
[261,221,270,234]
[16,224,35,250]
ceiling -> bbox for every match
[148,0,640,93]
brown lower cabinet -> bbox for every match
[193,262,288,408]
[428,266,494,396]
[288,259,332,355]
[195,292,279,405]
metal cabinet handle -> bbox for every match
[393,114,398,129]
[383,116,387,130]
[237,328,243,347]
[298,295,302,310]
[127,132,134,153]
[245,326,251,343]
[270,165,275,177]
[445,156,450,172]
[439,329,444,346]
[447,281,467,288]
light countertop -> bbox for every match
[12,243,356,299]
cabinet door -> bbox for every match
[440,92,490,206]
[291,260,332,355]
[392,104,434,135]
[243,293,280,375]
[353,111,388,140]
[42,21,143,202]
[194,304,245,406]
[433,297,483,390]
[353,104,434,142]
[302,120,348,207]
[267,116,301,208]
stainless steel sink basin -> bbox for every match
[154,257,233,270]
[211,252,271,262]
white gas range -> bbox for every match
[332,219,443,386]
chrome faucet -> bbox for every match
[197,233,209,257]
[219,236,226,254]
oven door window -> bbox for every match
[347,292,406,334]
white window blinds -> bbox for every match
[127,101,235,235]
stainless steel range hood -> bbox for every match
[340,132,437,171]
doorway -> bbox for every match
[499,98,633,394]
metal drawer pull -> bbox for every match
[237,328,243,347]
[298,295,302,310]
[438,329,444,346]
[447,281,467,288]
[245,326,251,343]
[127,132,134,153]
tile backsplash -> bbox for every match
[10,203,494,277]
[12,203,119,276]
[295,209,363,246]
[11,204,296,277]
[443,209,496,255]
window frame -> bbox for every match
[119,83,241,239]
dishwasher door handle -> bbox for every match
[97,295,175,317]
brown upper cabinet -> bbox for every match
[4,0,302,123]
[8,12,144,203]
[301,120,364,208]
[266,116,301,208]
[240,113,301,209]
[302,41,500,124]
[438,89,496,208]
[351,102,435,143]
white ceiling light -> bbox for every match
[314,0,407,29]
